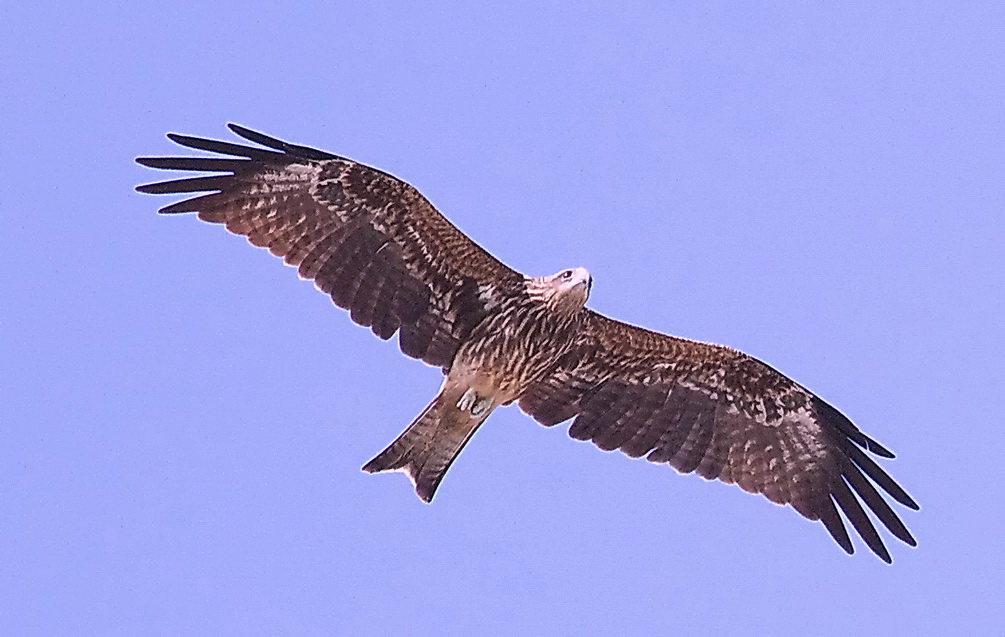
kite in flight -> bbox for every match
[137,125,918,562]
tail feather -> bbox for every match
[362,384,493,502]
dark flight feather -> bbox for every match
[519,311,918,561]
[137,124,524,368]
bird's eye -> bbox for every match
[562,270,573,280]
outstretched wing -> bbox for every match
[137,124,525,369]
[519,310,918,562]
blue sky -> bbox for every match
[3,3,1003,635]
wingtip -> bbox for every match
[227,122,268,143]
[226,123,277,147]
[866,438,896,459]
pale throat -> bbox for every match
[550,286,588,315]
[526,274,590,316]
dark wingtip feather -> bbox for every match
[812,398,895,456]
[135,175,230,195]
[164,132,285,161]
[136,156,252,172]
[155,192,220,214]
[832,478,892,563]
[864,436,895,459]
[842,461,917,547]
[227,123,286,149]
[228,123,340,161]
[818,497,855,555]
[842,441,919,510]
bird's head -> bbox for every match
[529,267,592,314]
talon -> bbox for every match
[471,397,491,417]
[457,388,476,411]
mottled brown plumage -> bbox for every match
[136,124,918,562]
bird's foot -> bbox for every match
[457,388,477,411]
[457,388,492,417]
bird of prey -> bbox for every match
[136,124,918,562]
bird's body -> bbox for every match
[365,268,592,499]
[457,270,591,398]
[137,125,918,562]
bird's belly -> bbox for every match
[451,312,573,403]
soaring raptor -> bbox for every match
[137,125,918,562]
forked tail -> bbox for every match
[361,383,494,502]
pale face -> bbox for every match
[546,266,592,311]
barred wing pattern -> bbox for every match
[137,125,524,369]
[519,311,918,562]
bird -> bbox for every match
[136,124,918,562]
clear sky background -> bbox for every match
[2,3,1003,635]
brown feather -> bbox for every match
[136,125,523,370]
[518,309,917,561]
